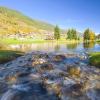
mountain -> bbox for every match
[0,6,54,34]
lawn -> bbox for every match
[89,52,100,68]
[0,38,82,44]
[0,38,47,44]
[0,50,24,64]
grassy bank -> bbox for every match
[89,52,100,68]
[0,38,47,44]
[0,38,82,44]
[0,50,24,64]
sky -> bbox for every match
[0,0,100,34]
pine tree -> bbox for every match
[83,28,90,41]
[67,29,71,40]
[67,29,77,40]
[54,25,60,40]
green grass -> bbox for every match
[0,38,82,44]
[96,39,100,43]
[0,38,47,44]
[89,52,100,68]
[0,50,24,64]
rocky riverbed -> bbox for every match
[0,51,100,100]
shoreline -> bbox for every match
[0,38,83,44]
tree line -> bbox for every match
[54,25,96,41]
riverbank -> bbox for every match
[0,51,100,100]
[0,50,24,64]
[89,52,100,68]
[0,38,82,44]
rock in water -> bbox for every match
[53,54,66,62]
[67,65,81,77]
[40,63,54,71]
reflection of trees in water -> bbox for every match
[96,42,100,45]
[54,44,60,52]
[83,42,95,49]
[0,44,3,49]
[66,43,78,50]
[0,44,9,50]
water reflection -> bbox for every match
[83,42,95,49]
[54,44,60,52]
[66,43,78,50]
[0,42,99,53]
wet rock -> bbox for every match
[63,77,76,86]
[40,63,54,70]
[67,65,81,77]
[38,53,49,58]
[10,72,32,85]
[53,54,66,62]
[51,83,62,95]
[61,84,85,99]
[17,72,30,78]
[6,76,17,84]
[29,73,41,80]
[32,58,47,66]
[70,83,84,92]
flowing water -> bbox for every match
[0,42,100,100]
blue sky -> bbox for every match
[0,0,100,34]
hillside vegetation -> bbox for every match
[0,6,54,34]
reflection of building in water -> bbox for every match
[7,43,57,52]
[83,42,95,49]
[66,43,78,50]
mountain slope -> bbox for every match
[0,6,54,34]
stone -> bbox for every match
[40,63,54,70]
[6,76,17,84]
[67,66,81,77]
[53,54,66,62]
[51,83,62,95]
[32,58,47,66]
[17,72,30,78]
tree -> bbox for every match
[89,31,95,41]
[83,28,95,41]
[71,29,77,39]
[54,25,60,40]
[67,29,77,40]
[83,28,90,41]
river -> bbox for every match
[0,42,100,53]
[0,41,100,100]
